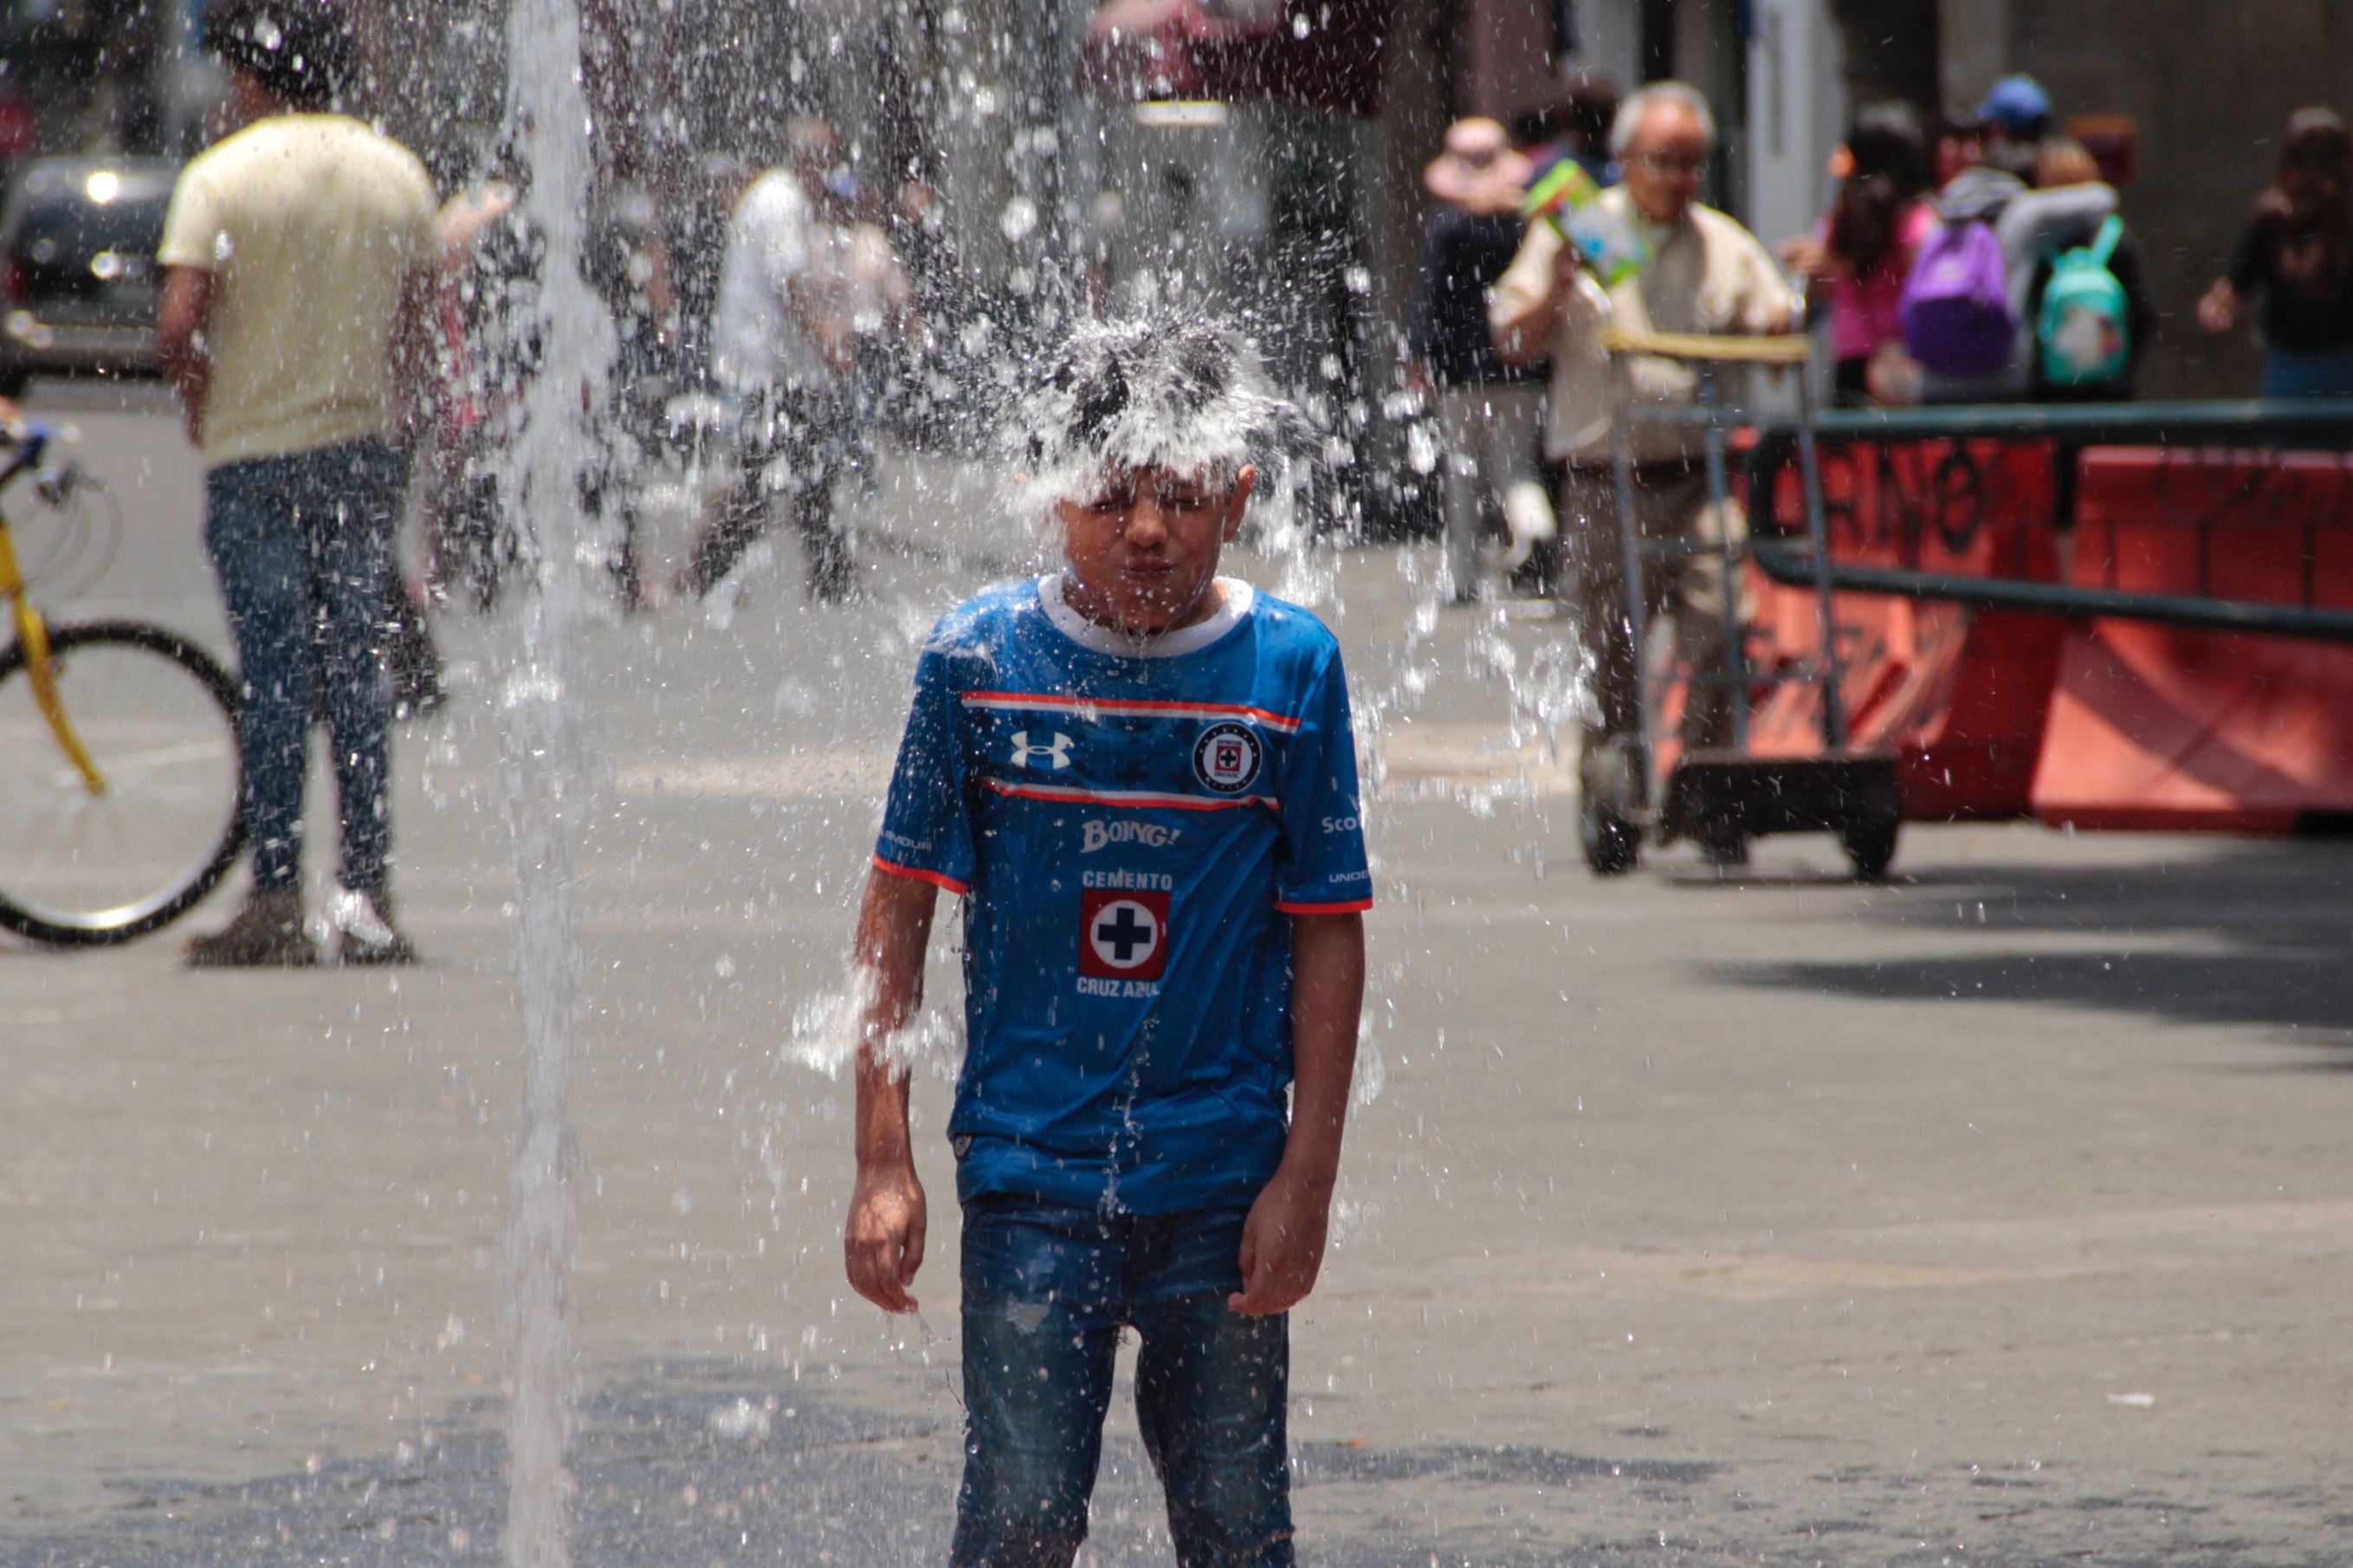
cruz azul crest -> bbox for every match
[1190,720,1263,795]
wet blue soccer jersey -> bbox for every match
[873,574,1372,1214]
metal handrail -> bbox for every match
[1776,396,2353,445]
[1749,541,2353,644]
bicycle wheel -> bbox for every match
[0,621,246,945]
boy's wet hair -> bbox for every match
[1015,314,1292,508]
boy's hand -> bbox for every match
[845,1156,927,1313]
[844,868,939,1315]
[1231,910,1362,1316]
[1227,1164,1331,1316]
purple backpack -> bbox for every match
[1899,219,2017,378]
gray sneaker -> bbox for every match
[184,888,319,968]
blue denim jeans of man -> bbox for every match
[204,439,406,894]
[954,1197,1293,1568]
[2262,345,2353,399]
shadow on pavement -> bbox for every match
[0,1359,1715,1568]
[7,1357,2343,1567]
[1702,838,2353,1049]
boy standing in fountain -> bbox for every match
[843,318,1369,1567]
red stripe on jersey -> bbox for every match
[1275,897,1374,914]
[961,690,1302,735]
[979,778,1278,813]
[871,855,971,896]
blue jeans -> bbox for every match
[2262,345,2353,399]
[954,1198,1293,1568]
[204,440,405,894]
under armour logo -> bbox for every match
[1010,730,1074,770]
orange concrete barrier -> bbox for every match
[2032,446,2353,831]
[1740,438,2065,819]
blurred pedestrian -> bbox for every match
[1490,81,1800,863]
[584,177,678,607]
[1922,81,2060,248]
[2022,135,2155,402]
[1912,81,2136,404]
[424,171,521,610]
[668,152,758,383]
[1410,117,1551,603]
[1518,67,1622,190]
[2199,108,2353,398]
[158,0,437,967]
[885,173,969,449]
[1929,108,2024,223]
[1976,74,2053,163]
[1781,103,1936,406]
[680,118,912,603]
[1932,109,1988,190]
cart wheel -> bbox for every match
[1700,830,1749,870]
[1581,790,1641,876]
[1839,786,1903,881]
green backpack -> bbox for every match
[2036,215,2130,386]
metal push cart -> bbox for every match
[1578,326,1903,879]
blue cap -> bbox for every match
[1976,74,2052,136]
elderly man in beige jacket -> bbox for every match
[1491,81,1798,860]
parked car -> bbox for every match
[0,156,181,396]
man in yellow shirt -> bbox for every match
[158,0,438,965]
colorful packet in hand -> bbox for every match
[1521,160,1652,288]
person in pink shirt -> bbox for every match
[1781,104,1936,405]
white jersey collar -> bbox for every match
[1039,572,1256,659]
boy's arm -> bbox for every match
[1230,910,1366,1316]
[844,866,939,1314]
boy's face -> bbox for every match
[1056,462,1257,636]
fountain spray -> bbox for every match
[495,0,616,1561]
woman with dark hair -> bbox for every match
[1781,103,1936,404]
[2199,107,2353,397]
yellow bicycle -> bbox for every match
[0,420,244,945]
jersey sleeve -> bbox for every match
[873,643,977,896]
[1274,644,1373,914]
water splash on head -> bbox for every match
[1006,311,1303,521]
